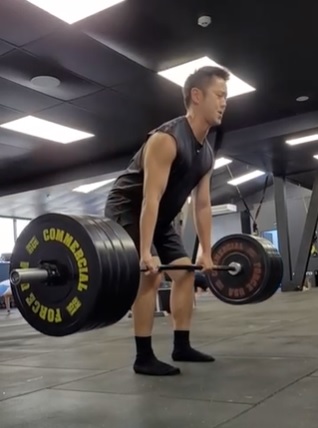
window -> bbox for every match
[0,217,15,254]
[16,219,31,238]
[261,230,279,250]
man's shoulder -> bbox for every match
[148,115,185,136]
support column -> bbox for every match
[273,176,293,290]
[291,172,318,288]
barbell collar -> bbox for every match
[226,262,242,276]
[10,264,61,287]
[10,268,49,286]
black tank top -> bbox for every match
[105,116,214,227]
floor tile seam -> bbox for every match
[0,336,134,364]
[48,387,254,406]
[0,367,130,404]
[212,368,318,428]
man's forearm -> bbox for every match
[193,205,212,254]
[139,198,160,256]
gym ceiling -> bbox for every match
[0,0,317,218]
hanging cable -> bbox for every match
[226,166,270,235]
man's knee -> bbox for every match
[165,257,195,284]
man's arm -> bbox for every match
[192,171,212,255]
[140,133,177,257]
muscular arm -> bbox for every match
[140,133,177,257]
[192,170,213,255]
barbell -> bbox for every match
[9,213,283,337]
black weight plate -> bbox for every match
[82,217,126,327]
[10,213,102,336]
[77,217,139,328]
[255,239,283,303]
[72,216,119,330]
[93,218,140,323]
[94,219,126,326]
[208,234,274,305]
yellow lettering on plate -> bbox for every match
[42,228,89,292]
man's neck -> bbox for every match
[185,112,210,144]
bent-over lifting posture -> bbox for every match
[105,66,229,376]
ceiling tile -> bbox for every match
[24,27,148,87]
[113,72,183,117]
[0,77,61,114]
[0,39,13,56]
[0,49,103,101]
[0,142,30,161]
[34,102,149,157]
[0,0,64,46]
[70,88,158,141]
[0,104,22,125]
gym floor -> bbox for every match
[1,290,318,427]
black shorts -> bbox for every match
[107,213,189,265]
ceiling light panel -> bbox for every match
[228,170,265,186]
[0,116,94,143]
[26,0,125,24]
[158,56,256,98]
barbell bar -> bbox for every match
[143,262,242,274]
[10,261,243,287]
[8,213,283,337]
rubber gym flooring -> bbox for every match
[1,289,318,428]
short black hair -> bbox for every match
[182,66,230,109]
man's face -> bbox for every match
[192,77,228,126]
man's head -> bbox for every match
[183,66,230,126]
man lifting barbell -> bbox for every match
[104,66,229,376]
[7,67,283,376]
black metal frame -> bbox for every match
[290,172,318,289]
[274,173,318,291]
[273,176,293,290]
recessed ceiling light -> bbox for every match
[0,116,94,144]
[313,155,318,160]
[73,178,116,193]
[228,170,265,186]
[31,76,61,88]
[286,134,318,146]
[296,96,309,102]
[214,157,233,169]
[26,0,125,24]
[158,56,256,98]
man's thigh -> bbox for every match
[107,213,158,259]
[154,226,194,283]
[154,224,190,266]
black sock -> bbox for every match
[134,336,181,376]
[172,330,215,363]
[135,336,155,360]
[174,330,190,349]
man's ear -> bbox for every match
[190,87,202,105]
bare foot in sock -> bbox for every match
[134,356,181,376]
[172,347,215,362]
